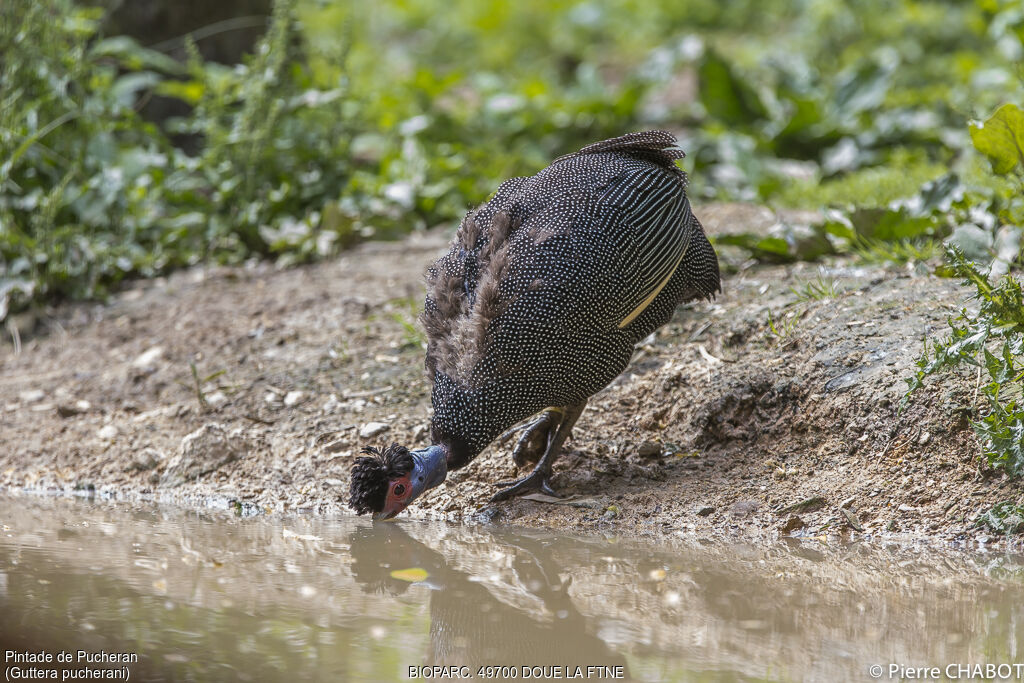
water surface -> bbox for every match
[1,495,1022,682]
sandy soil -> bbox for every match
[0,203,1014,545]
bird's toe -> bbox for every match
[490,470,560,502]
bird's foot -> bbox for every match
[497,412,557,467]
[489,467,559,502]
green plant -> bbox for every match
[974,500,1024,535]
[766,308,801,343]
[905,246,1024,476]
[389,297,427,349]
[790,275,840,302]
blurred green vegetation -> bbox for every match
[2,0,1024,317]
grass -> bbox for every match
[766,308,801,344]
[389,297,427,349]
[773,154,948,210]
[790,275,841,302]
[850,236,940,266]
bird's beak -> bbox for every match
[408,444,448,500]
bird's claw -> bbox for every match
[498,413,556,467]
[490,470,560,502]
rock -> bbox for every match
[19,389,45,403]
[730,500,760,518]
[840,507,864,532]
[97,424,119,440]
[781,515,805,534]
[56,400,91,418]
[839,495,856,509]
[283,391,304,407]
[696,505,716,517]
[132,346,163,370]
[321,394,342,413]
[205,391,227,408]
[161,423,251,487]
[776,495,826,515]
[128,448,162,472]
[411,424,428,442]
[359,421,390,438]
[637,441,661,458]
[918,431,931,445]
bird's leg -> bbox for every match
[496,408,564,467]
[490,402,586,502]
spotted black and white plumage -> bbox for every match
[419,130,720,470]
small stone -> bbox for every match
[128,448,162,472]
[695,505,716,517]
[205,391,227,408]
[772,467,786,481]
[97,425,118,440]
[730,500,760,518]
[781,515,805,534]
[637,441,661,458]
[918,431,931,445]
[359,421,390,438]
[283,391,304,407]
[412,424,429,442]
[19,389,45,403]
[57,400,91,418]
[161,423,252,487]
[321,394,342,413]
[840,507,864,532]
[132,346,163,370]
[840,495,856,509]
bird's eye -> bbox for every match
[393,483,407,497]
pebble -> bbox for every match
[637,441,661,458]
[359,421,390,438]
[696,505,716,517]
[129,448,162,472]
[161,423,252,487]
[19,389,45,403]
[781,515,805,534]
[322,394,342,413]
[97,425,119,440]
[205,391,227,408]
[57,400,91,418]
[730,500,760,518]
[283,391,304,407]
[132,346,163,370]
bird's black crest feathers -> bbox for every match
[348,443,413,514]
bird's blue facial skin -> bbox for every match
[372,445,447,521]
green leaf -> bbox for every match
[91,36,183,74]
[697,51,767,126]
[969,103,1024,175]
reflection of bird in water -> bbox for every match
[349,131,720,519]
[347,524,628,673]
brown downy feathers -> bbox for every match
[422,210,521,384]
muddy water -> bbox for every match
[1,496,1022,683]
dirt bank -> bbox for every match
[0,204,1013,545]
